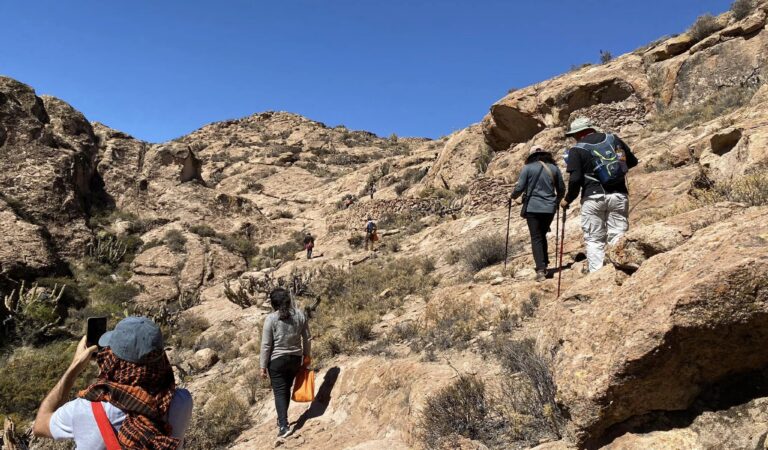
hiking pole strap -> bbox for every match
[91,401,121,450]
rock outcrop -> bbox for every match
[541,207,768,446]
[0,77,101,256]
[0,198,57,278]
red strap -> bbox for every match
[90,401,121,450]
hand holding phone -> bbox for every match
[86,317,107,348]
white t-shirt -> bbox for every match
[49,389,193,450]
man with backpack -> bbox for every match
[560,117,638,273]
[32,317,193,450]
[364,217,378,251]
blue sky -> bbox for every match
[1,0,732,142]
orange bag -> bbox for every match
[292,366,315,402]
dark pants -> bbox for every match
[268,355,302,428]
[526,212,555,271]
[306,248,313,259]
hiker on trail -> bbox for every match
[260,288,312,439]
[560,117,638,273]
[303,232,315,259]
[511,145,566,282]
[369,184,377,199]
[32,317,193,449]
[364,217,378,251]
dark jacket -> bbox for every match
[564,132,638,204]
[512,158,566,214]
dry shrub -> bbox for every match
[462,233,512,272]
[390,320,420,342]
[219,233,259,260]
[491,338,564,443]
[163,229,187,253]
[241,368,271,406]
[732,0,756,20]
[693,171,768,207]
[195,328,240,362]
[274,209,294,219]
[644,151,679,173]
[184,389,250,449]
[417,376,494,448]
[169,314,210,349]
[520,292,541,320]
[418,297,483,350]
[652,85,758,131]
[688,14,721,43]
[188,224,216,237]
[496,307,520,333]
[341,311,377,343]
[0,342,97,420]
[310,257,435,363]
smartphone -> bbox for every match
[86,317,108,348]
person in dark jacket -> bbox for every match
[511,145,566,281]
[303,232,315,259]
[560,117,639,273]
[260,289,311,439]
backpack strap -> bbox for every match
[538,161,555,184]
[90,401,121,450]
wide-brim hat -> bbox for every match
[565,117,596,136]
[529,145,549,155]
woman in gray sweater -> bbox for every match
[260,288,311,438]
[511,146,566,281]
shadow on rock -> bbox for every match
[292,366,341,432]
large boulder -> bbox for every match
[604,396,768,450]
[482,55,652,152]
[540,207,768,446]
[0,198,58,278]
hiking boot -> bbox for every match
[277,426,293,439]
[535,270,547,282]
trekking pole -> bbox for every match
[554,208,560,273]
[503,197,513,270]
[557,209,567,298]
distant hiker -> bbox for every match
[511,145,566,281]
[32,317,193,449]
[561,117,638,273]
[303,232,315,259]
[260,288,312,439]
[365,217,378,251]
[369,184,377,199]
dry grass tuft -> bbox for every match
[693,170,768,207]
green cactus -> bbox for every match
[86,235,128,266]
[1,280,66,343]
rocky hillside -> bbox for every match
[2,2,768,449]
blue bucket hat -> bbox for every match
[99,316,164,363]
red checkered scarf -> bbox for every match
[78,348,180,450]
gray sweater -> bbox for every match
[511,161,566,214]
[260,308,311,369]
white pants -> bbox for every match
[580,193,629,272]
